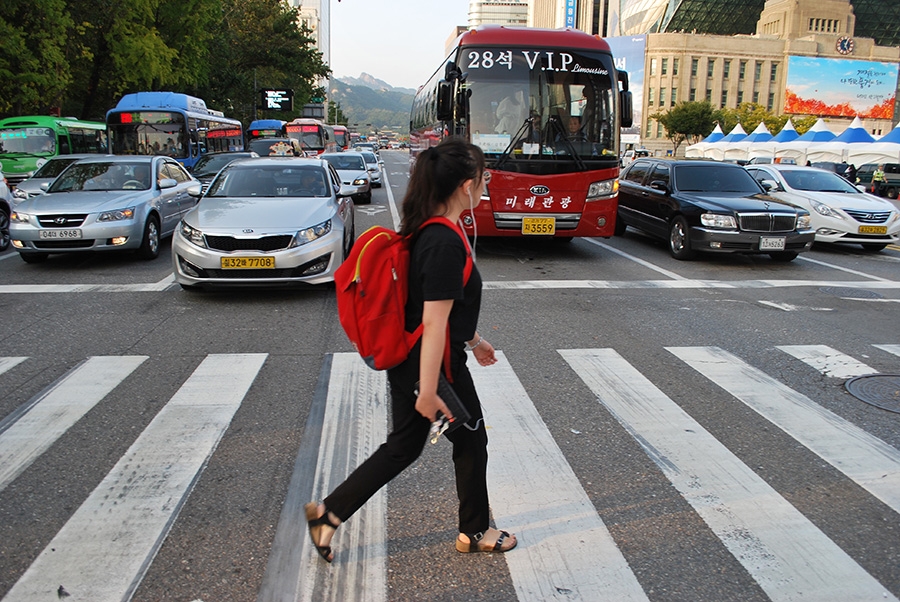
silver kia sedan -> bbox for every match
[171,157,355,290]
[9,155,198,263]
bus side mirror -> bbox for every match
[437,80,453,121]
[617,69,633,128]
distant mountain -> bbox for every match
[331,74,416,135]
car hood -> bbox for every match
[774,189,896,211]
[15,189,154,213]
[185,197,335,233]
[677,191,802,213]
[15,177,54,195]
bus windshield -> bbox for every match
[286,123,325,151]
[0,127,56,156]
[107,112,187,159]
[463,47,618,162]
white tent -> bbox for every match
[846,123,900,165]
[805,117,875,163]
[703,124,747,160]
[774,119,836,164]
[685,124,724,158]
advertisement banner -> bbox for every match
[605,35,646,141]
[784,56,898,119]
[565,0,577,29]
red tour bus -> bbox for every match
[410,26,632,238]
[332,125,350,151]
[284,118,337,156]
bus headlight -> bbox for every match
[587,179,618,201]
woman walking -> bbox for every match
[306,138,516,562]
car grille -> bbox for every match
[38,214,88,228]
[205,234,294,252]
[34,240,95,249]
[494,213,581,231]
[844,209,891,223]
[737,213,796,232]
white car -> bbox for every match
[746,164,900,252]
[359,150,382,187]
[320,152,371,204]
[172,157,355,289]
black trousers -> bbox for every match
[324,347,491,534]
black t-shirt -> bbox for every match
[405,222,482,348]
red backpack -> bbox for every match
[335,217,473,372]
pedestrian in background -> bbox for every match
[872,164,886,196]
[305,138,517,563]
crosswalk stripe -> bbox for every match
[561,348,898,602]
[874,344,900,358]
[668,346,900,515]
[0,355,148,492]
[297,353,388,602]
[0,356,27,376]
[471,351,649,601]
[3,353,267,602]
[776,344,878,378]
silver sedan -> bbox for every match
[171,157,355,289]
[9,155,198,262]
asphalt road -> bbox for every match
[1,150,899,602]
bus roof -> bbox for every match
[248,119,286,129]
[456,25,611,53]
[111,92,216,116]
[0,115,105,129]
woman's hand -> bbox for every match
[472,338,497,366]
[415,389,452,422]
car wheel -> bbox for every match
[137,215,160,260]
[769,251,798,262]
[614,213,627,236]
[861,243,887,252]
[668,216,694,260]
[0,206,10,252]
[20,252,49,264]
[887,187,898,200]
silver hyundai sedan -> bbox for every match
[171,157,355,290]
[10,155,198,263]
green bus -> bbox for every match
[0,116,107,186]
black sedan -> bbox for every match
[616,159,814,261]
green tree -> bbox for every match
[0,0,72,116]
[651,100,717,154]
[328,101,348,125]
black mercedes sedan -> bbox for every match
[616,159,814,261]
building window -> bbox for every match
[661,58,668,76]
[707,59,715,78]
[721,90,728,107]
[648,88,654,106]
[671,88,677,104]
[723,60,731,79]
[753,91,759,104]
[739,61,746,80]
[690,88,696,101]
[706,88,712,101]
[755,62,762,81]
[646,121,653,138]
[768,92,775,110]
[691,58,699,77]
[673,58,679,76]
[737,90,743,105]
[657,122,664,137]
[650,58,657,76]
[770,64,778,83]
[660,87,666,106]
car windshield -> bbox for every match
[323,155,365,171]
[674,165,762,193]
[360,152,377,165]
[207,164,330,198]
[48,161,152,192]
[781,169,858,193]
[192,154,247,177]
[32,157,81,178]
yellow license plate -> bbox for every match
[521,217,556,235]
[858,225,888,235]
[221,256,276,269]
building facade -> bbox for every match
[469,0,529,27]
[289,0,330,72]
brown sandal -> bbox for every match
[456,528,517,553]
[305,502,340,563]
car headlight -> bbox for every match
[179,220,207,248]
[809,199,844,219]
[352,177,368,187]
[13,188,30,200]
[797,214,811,229]
[700,213,737,229]
[291,219,332,247]
[587,179,618,201]
[10,210,30,224]
[98,207,135,222]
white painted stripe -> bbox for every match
[0,356,27,376]
[0,274,174,294]
[584,238,689,280]
[797,254,892,281]
[3,353,267,602]
[874,344,900,358]
[471,351,648,601]
[668,346,900,515]
[0,355,147,492]
[777,345,878,378]
[481,279,900,291]
[382,165,401,231]
[299,353,387,602]
[561,348,897,602]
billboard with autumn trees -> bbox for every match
[783,56,898,119]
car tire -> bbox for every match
[0,206,10,252]
[137,215,160,260]
[887,187,898,200]
[861,243,887,252]
[668,216,694,260]
[614,213,627,236]
[769,251,798,262]
[20,252,49,264]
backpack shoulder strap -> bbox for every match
[419,216,473,284]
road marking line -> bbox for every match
[3,353,267,602]
[0,356,27,376]
[382,167,401,231]
[297,353,387,602]
[0,355,147,492]
[874,344,900,358]
[777,345,878,378]
[562,348,898,602]
[668,346,900,515]
[797,254,892,281]
[584,238,690,280]
[482,279,900,290]
[471,351,648,601]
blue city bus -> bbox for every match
[106,92,244,168]
[246,119,287,141]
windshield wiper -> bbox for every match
[546,116,587,171]
[494,117,538,171]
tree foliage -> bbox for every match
[0,0,330,124]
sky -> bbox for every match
[329,0,471,90]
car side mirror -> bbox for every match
[187,184,203,197]
[760,180,779,191]
[159,178,178,189]
[338,184,354,198]
[649,180,669,192]
[40,182,50,191]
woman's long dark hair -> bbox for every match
[400,138,484,236]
